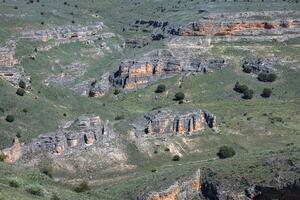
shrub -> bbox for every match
[18,80,26,89]
[261,88,272,98]
[174,92,185,101]
[155,84,166,93]
[26,185,44,196]
[40,167,53,178]
[172,155,180,161]
[9,178,21,188]
[242,66,252,73]
[233,82,248,93]
[74,181,90,193]
[164,148,170,152]
[115,115,124,120]
[242,89,254,100]
[5,115,14,123]
[113,88,121,95]
[51,193,61,200]
[258,73,277,82]
[0,154,7,162]
[217,146,236,159]
[16,88,25,96]
[16,132,21,138]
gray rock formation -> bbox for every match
[113,49,226,90]
[242,58,277,74]
[135,109,217,136]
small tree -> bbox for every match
[155,84,166,93]
[234,82,248,93]
[16,88,25,96]
[242,89,254,100]
[18,80,26,89]
[174,92,185,101]
[217,146,235,159]
[172,155,180,161]
[5,115,14,123]
[26,185,44,196]
[261,88,272,98]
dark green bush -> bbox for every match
[172,155,180,161]
[233,82,248,93]
[155,84,166,93]
[115,115,124,120]
[258,73,277,82]
[113,88,121,95]
[174,92,185,101]
[0,154,6,162]
[242,89,254,100]
[26,185,44,196]
[217,146,236,159]
[242,66,252,73]
[164,148,170,152]
[5,115,14,123]
[261,88,272,98]
[16,88,25,96]
[74,181,90,193]
[18,80,26,89]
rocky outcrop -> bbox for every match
[113,49,226,90]
[88,72,111,97]
[135,109,217,136]
[139,169,201,200]
[1,115,119,163]
[242,58,277,74]
[1,137,21,164]
[0,41,30,87]
[171,20,295,37]
[21,23,104,42]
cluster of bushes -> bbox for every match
[261,88,272,98]
[155,84,166,93]
[258,73,277,82]
[233,82,254,100]
[16,80,26,96]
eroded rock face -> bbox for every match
[139,169,201,200]
[138,109,217,136]
[171,20,295,36]
[1,137,21,164]
[2,115,118,163]
[21,23,104,42]
[113,49,226,90]
[0,41,30,87]
[242,58,277,74]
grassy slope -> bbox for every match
[0,0,300,199]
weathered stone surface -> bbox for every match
[2,115,119,163]
[0,41,30,87]
[242,58,277,74]
[113,49,226,90]
[135,109,217,136]
[21,23,104,42]
[1,137,21,164]
[138,169,201,200]
[88,72,111,97]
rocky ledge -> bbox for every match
[242,58,277,74]
[113,49,226,90]
[1,115,118,163]
[138,169,201,200]
[134,109,217,136]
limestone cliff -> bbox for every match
[1,137,21,164]
[138,169,201,200]
[113,49,226,90]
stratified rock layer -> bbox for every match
[113,50,226,90]
[140,109,217,136]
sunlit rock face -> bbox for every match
[113,49,226,90]
[1,137,21,164]
[139,109,217,136]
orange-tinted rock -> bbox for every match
[1,137,21,164]
[143,109,216,136]
[176,20,294,36]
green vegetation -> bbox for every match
[74,181,90,193]
[261,88,272,98]
[16,88,25,96]
[5,115,15,123]
[155,84,166,93]
[258,73,277,82]
[242,89,254,100]
[9,178,22,188]
[174,92,185,101]
[217,146,236,159]
[18,80,26,89]
[26,185,44,196]
[172,155,180,161]
[234,82,248,93]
